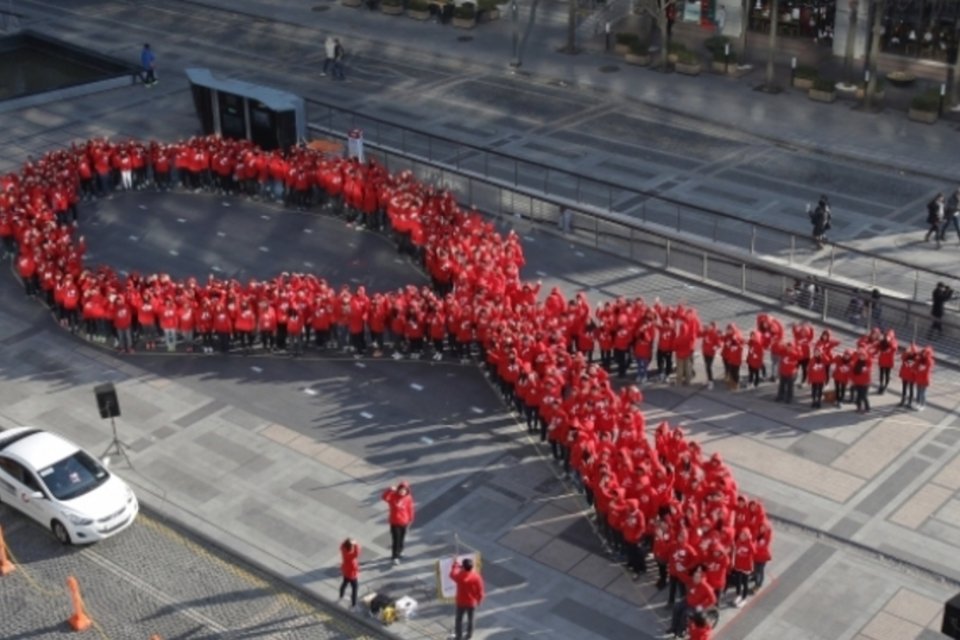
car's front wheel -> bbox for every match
[51,520,72,545]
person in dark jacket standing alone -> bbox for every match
[381,482,415,564]
[450,557,485,640]
[928,282,954,339]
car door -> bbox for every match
[0,456,49,526]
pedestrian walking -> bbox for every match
[943,188,960,243]
[449,557,485,640]
[925,193,945,248]
[332,38,346,80]
[928,282,954,339]
[140,43,157,87]
[338,538,361,609]
[321,36,336,76]
[381,482,415,564]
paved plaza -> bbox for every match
[1,2,960,640]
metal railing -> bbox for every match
[305,98,960,314]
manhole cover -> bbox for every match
[599,65,619,73]
[312,4,331,9]
[457,35,474,42]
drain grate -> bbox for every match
[599,65,619,73]
[311,4,331,9]
[457,35,474,42]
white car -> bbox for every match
[0,427,138,544]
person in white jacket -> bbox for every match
[322,36,336,76]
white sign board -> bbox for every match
[436,553,482,601]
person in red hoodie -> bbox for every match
[730,528,755,608]
[775,341,799,403]
[807,350,829,409]
[699,321,721,389]
[687,609,714,640]
[449,556,485,640]
[898,344,918,409]
[382,482,415,564]
[745,330,765,388]
[338,538,361,609]
[752,519,773,592]
[877,329,897,394]
[833,350,853,407]
[852,349,873,413]
[668,564,717,638]
[914,346,934,411]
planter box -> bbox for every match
[406,7,430,18]
[808,88,836,103]
[667,52,679,64]
[908,107,938,124]
[625,53,651,66]
[478,8,499,21]
[452,16,476,28]
[675,61,701,76]
[381,3,404,13]
[854,87,885,101]
[614,43,631,55]
[341,0,364,6]
[710,60,741,75]
[792,76,815,90]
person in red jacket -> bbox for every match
[775,341,799,403]
[852,349,873,413]
[669,564,717,638]
[752,519,773,592]
[699,321,721,389]
[449,557,485,640]
[338,538,361,609]
[898,345,918,408]
[833,350,853,407]
[730,528,755,608]
[914,346,934,411]
[687,609,714,640]
[382,482,415,564]
[807,350,829,409]
[877,329,897,394]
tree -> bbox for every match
[636,0,678,71]
[764,0,781,89]
[842,0,859,86]
[864,0,884,109]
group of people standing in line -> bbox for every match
[8,132,945,638]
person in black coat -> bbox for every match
[928,282,954,339]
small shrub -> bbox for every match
[811,77,835,92]
[629,40,650,55]
[704,35,731,56]
[454,1,475,18]
[477,0,498,10]
[911,89,940,112]
[668,40,687,54]
[712,48,736,63]
[794,64,818,81]
[408,0,430,9]
[615,32,640,47]
[676,49,699,65]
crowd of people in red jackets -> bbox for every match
[0,134,937,638]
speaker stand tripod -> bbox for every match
[101,415,133,468]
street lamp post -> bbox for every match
[511,0,521,67]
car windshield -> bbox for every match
[38,450,109,501]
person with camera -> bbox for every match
[449,556,485,640]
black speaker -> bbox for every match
[943,592,960,638]
[94,383,120,419]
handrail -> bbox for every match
[303,97,957,284]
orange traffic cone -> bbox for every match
[0,525,14,576]
[66,576,93,631]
